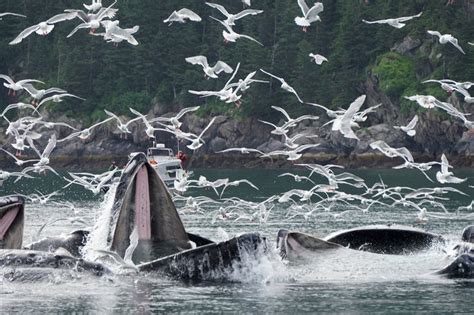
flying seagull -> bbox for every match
[260,69,303,103]
[362,12,422,29]
[394,115,418,137]
[163,8,201,25]
[427,30,465,54]
[295,0,324,32]
[185,55,233,79]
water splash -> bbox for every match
[227,243,289,284]
[83,183,118,261]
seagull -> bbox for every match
[219,179,259,198]
[404,94,438,108]
[392,161,440,182]
[295,0,324,32]
[330,95,367,140]
[264,144,320,161]
[369,140,414,163]
[104,109,142,136]
[65,172,111,195]
[278,172,315,185]
[427,30,465,54]
[28,134,57,167]
[306,102,345,118]
[271,106,319,128]
[58,117,113,142]
[0,148,39,166]
[0,170,33,185]
[469,42,474,46]
[129,108,159,138]
[226,71,268,92]
[0,75,44,96]
[189,63,244,106]
[151,106,200,129]
[185,55,233,79]
[186,117,216,151]
[22,83,67,105]
[9,12,79,45]
[65,2,118,38]
[36,93,85,110]
[0,12,26,20]
[163,8,201,25]
[283,133,316,149]
[242,0,252,7]
[309,53,328,65]
[35,119,77,131]
[99,20,140,46]
[362,12,422,29]
[260,69,303,103]
[83,0,102,12]
[258,119,291,136]
[210,16,263,46]
[436,154,466,184]
[205,2,263,26]
[1,102,37,117]
[394,115,418,137]
[451,85,474,104]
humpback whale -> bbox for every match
[277,225,445,257]
[25,230,89,257]
[0,153,266,281]
[435,225,474,279]
[102,152,267,278]
[323,225,445,254]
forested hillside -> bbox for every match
[1,0,473,124]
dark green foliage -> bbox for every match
[0,0,472,121]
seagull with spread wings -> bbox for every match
[394,115,418,137]
[295,0,324,32]
[185,55,233,79]
[427,30,465,54]
[206,2,263,26]
[163,8,201,25]
[260,69,303,103]
[362,12,422,29]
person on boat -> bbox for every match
[176,151,187,168]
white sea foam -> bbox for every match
[83,183,118,261]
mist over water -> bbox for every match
[1,168,473,313]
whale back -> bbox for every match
[324,224,445,255]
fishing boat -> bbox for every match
[145,143,183,188]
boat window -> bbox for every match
[148,148,172,156]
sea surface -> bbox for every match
[1,168,473,313]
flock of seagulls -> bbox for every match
[0,1,473,228]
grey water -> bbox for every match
[1,168,473,313]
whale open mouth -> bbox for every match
[0,196,25,250]
[109,153,192,263]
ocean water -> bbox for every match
[1,168,473,313]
